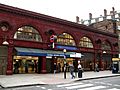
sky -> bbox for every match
[0,0,120,22]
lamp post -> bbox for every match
[2,34,9,45]
[63,49,67,79]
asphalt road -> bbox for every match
[1,76,120,90]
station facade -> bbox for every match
[0,4,119,75]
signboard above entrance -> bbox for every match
[56,45,77,50]
[15,47,75,57]
[70,53,84,58]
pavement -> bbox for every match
[0,70,120,88]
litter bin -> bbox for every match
[112,61,119,74]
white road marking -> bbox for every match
[106,83,113,86]
[108,88,120,90]
[114,84,120,87]
[65,84,93,89]
[94,81,101,84]
[78,86,106,90]
[57,82,83,87]
[36,86,40,87]
[41,87,46,89]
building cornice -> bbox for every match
[0,3,118,38]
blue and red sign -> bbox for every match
[50,35,55,43]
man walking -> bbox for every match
[69,62,75,79]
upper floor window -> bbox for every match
[0,21,10,31]
[14,26,42,42]
[101,41,111,50]
[57,33,76,46]
[79,37,93,48]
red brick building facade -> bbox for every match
[0,4,119,75]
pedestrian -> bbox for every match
[95,63,99,72]
[78,61,83,78]
[34,60,38,73]
[25,61,28,73]
[57,63,61,73]
[54,63,57,75]
[31,60,34,71]
[89,61,92,71]
[14,60,19,74]
[69,62,75,79]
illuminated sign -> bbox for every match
[56,45,77,50]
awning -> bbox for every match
[15,47,75,57]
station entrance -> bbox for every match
[13,55,78,74]
[13,56,39,74]
[13,47,79,74]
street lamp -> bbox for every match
[63,49,67,79]
[103,51,106,54]
[2,41,9,45]
[2,35,9,45]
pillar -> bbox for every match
[6,45,13,75]
[100,51,103,70]
[94,51,97,70]
[41,56,47,73]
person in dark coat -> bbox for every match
[25,61,28,73]
[54,63,57,75]
[34,60,38,73]
[14,61,19,74]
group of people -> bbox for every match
[53,61,83,79]
[68,61,101,79]
[69,61,83,79]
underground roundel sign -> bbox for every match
[50,35,55,43]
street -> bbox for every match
[1,76,120,90]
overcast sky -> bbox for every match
[0,0,120,22]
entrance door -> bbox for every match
[0,46,8,75]
[13,56,38,74]
[0,56,7,74]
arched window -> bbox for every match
[57,33,76,46]
[14,26,42,42]
[101,41,111,50]
[79,37,93,48]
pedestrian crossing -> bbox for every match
[77,86,106,90]
[56,82,120,90]
[108,89,120,90]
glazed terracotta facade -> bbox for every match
[0,4,119,75]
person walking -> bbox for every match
[95,63,99,72]
[78,61,83,78]
[69,62,75,79]
[53,63,57,75]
